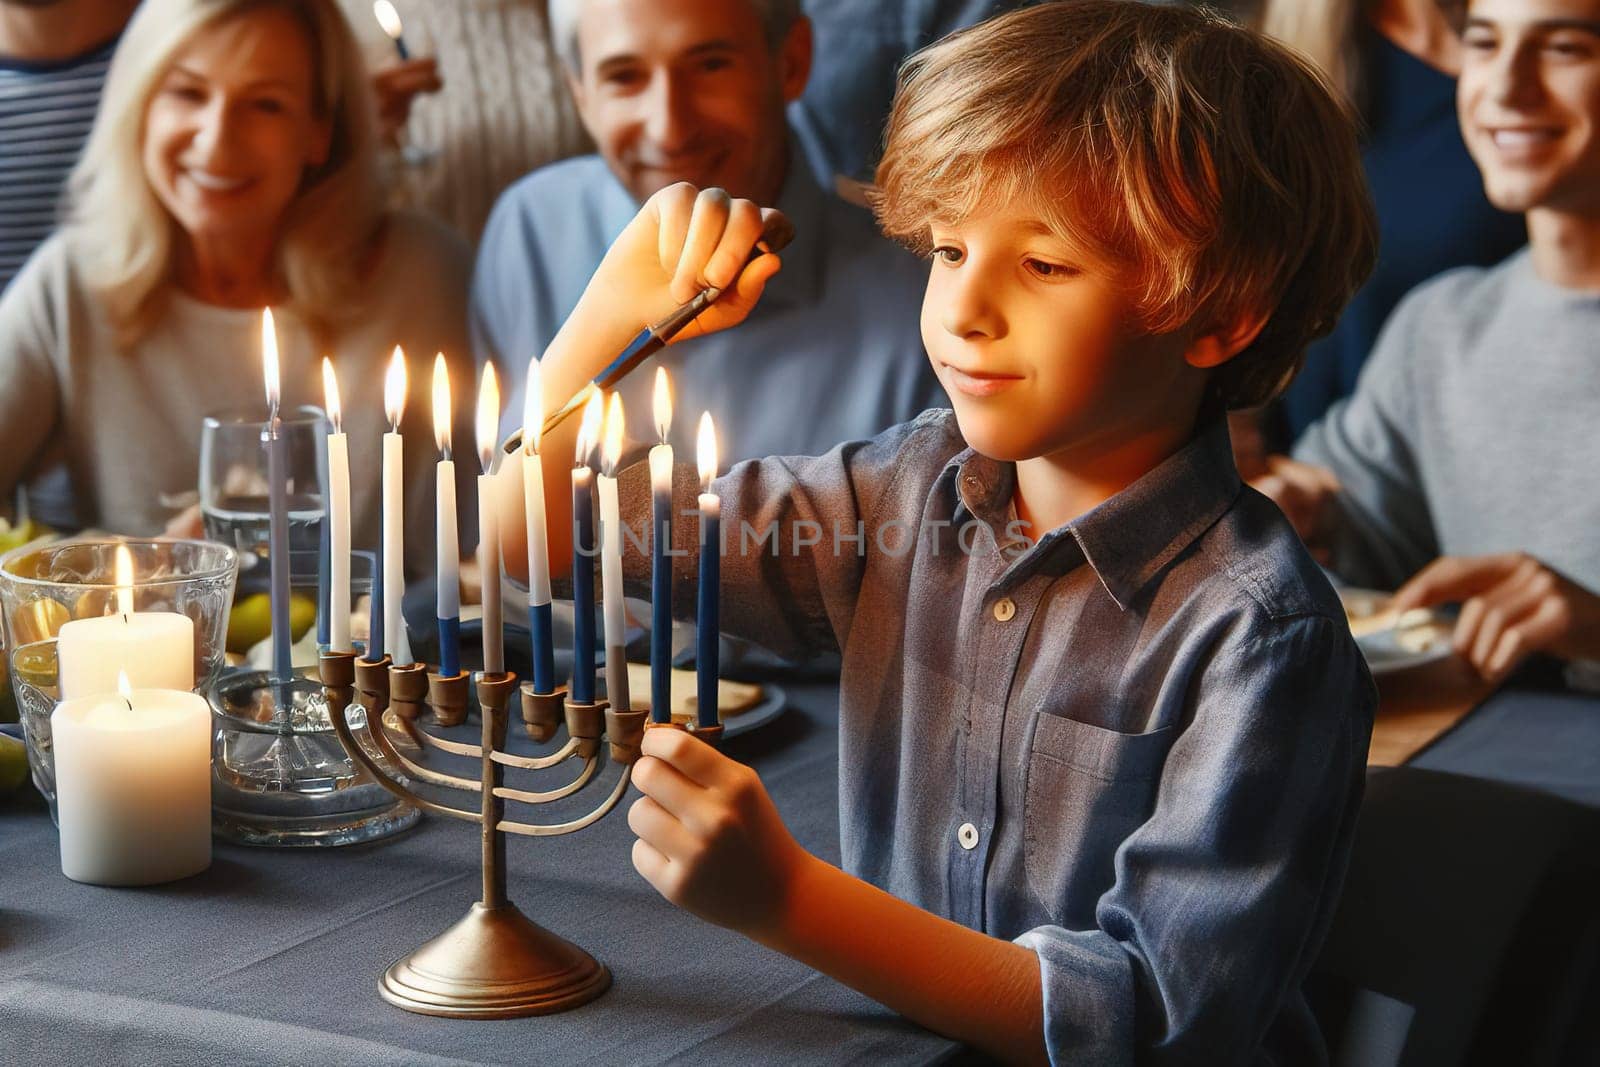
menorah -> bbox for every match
[318,649,722,1019]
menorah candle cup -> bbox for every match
[388,662,430,727]
[519,684,566,743]
[604,706,648,764]
[428,671,470,727]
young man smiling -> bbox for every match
[1267,0,1600,685]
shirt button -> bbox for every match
[958,822,979,850]
[992,597,1016,622]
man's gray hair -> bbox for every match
[548,0,803,74]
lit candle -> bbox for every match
[649,370,673,724]
[262,309,293,683]
[522,357,555,694]
[322,359,352,652]
[597,393,630,714]
[432,354,461,677]
[53,672,210,885]
[372,0,410,59]
[383,347,408,664]
[696,413,721,730]
[476,364,504,676]
[570,391,603,705]
[56,545,195,698]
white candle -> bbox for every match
[383,347,407,663]
[322,359,352,652]
[53,679,211,885]
[522,357,552,608]
[56,545,194,698]
[597,392,628,711]
[477,364,504,675]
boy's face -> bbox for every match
[920,205,1209,466]
[1459,0,1600,214]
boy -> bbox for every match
[507,3,1378,1062]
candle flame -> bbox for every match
[431,353,452,456]
[114,543,134,616]
[575,389,604,467]
[602,392,625,475]
[476,363,500,474]
[653,367,672,443]
[373,0,403,39]
[697,412,718,490]
[261,309,280,418]
[117,669,132,700]
[384,346,407,430]
[522,356,542,454]
[321,357,342,434]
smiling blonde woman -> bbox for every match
[0,0,473,575]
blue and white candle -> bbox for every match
[522,357,556,693]
[649,370,673,724]
[432,354,461,677]
[696,412,720,729]
[476,365,504,676]
[382,347,408,664]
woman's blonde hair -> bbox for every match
[67,0,382,345]
[873,0,1378,410]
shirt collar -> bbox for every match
[943,413,1242,609]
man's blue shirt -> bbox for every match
[471,144,943,461]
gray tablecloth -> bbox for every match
[1410,685,1600,809]
[0,681,962,1066]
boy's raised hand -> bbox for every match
[1392,552,1600,682]
[627,727,806,937]
[588,183,785,346]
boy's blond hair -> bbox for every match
[873,0,1377,410]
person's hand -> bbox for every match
[1249,454,1341,558]
[627,727,806,937]
[583,184,784,345]
[372,57,441,145]
[1392,552,1600,682]
[163,503,204,539]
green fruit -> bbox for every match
[228,592,318,654]
[0,733,29,796]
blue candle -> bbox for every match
[432,354,461,678]
[649,370,674,724]
[571,390,605,705]
[695,413,720,729]
[261,310,294,684]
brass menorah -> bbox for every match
[318,649,719,1019]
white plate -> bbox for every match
[1339,587,1455,675]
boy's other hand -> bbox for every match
[591,184,784,343]
[628,727,805,937]
[1248,455,1340,560]
[1393,553,1600,683]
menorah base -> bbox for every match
[379,901,611,1018]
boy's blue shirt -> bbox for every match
[620,407,1375,1065]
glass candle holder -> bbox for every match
[0,538,237,820]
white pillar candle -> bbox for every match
[322,359,352,652]
[53,685,211,885]
[383,347,408,663]
[56,545,195,698]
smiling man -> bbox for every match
[471,0,941,463]
[1262,0,1600,684]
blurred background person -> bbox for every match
[1250,0,1526,447]
[0,0,472,575]
[476,0,942,464]
[340,0,593,246]
[0,0,139,293]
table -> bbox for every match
[0,680,962,1067]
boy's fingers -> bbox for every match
[672,188,733,303]
[654,182,699,285]
[1466,574,1544,668]
[631,837,673,892]
[626,795,698,860]
[630,753,707,820]
[704,198,766,291]
[1487,598,1568,677]
[640,726,735,788]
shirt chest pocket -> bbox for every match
[1023,711,1175,926]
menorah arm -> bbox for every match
[493,755,600,804]
[498,765,634,838]
[491,737,582,771]
[374,731,485,794]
